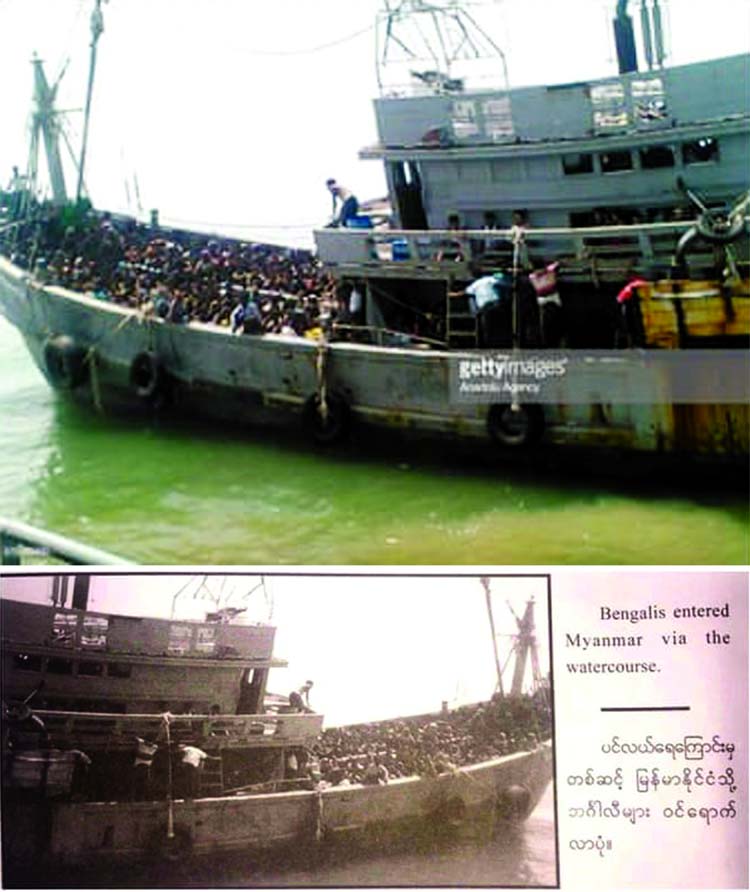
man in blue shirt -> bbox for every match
[464,271,512,346]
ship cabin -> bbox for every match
[1,598,323,801]
[315,54,750,349]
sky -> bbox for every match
[0,571,550,725]
[0,0,748,246]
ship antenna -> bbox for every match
[376,1,509,96]
[76,0,107,204]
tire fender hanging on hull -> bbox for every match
[495,784,532,822]
[43,335,88,390]
[130,350,166,400]
[487,404,545,448]
[303,392,351,444]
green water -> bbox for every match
[1,318,747,565]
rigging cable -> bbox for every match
[227,21,375,57]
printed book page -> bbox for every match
[552,570,748,891]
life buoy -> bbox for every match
[496,784,532,822]
[43,335,87,390]
[303,392,351,444]
[129,351,162,400]
[487,403,544,448]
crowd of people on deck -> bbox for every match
[296,691,551,788]
[0,203,352,338]
[3,686,550,801]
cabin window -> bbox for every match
[47,657,74,675]
[600,151,633,173]
[569,210,597,228]
[81,616,109,650]
[13,653,42,672]
[562,153,594,175]
[78,661,104,677]
[640,145,674,169]
[107,662,132,679]
[682,138,719,165]
[52,612,78,647]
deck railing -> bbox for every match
[0,517,130,565]
[315,220,749,282]
[30,709,324,749]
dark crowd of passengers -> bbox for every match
[0,204,349,338]
[3,691,550,800]
[303,691,551,788]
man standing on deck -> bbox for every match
[133,736,158,800]
[177,744,210,799]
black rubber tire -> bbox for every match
[696,211,745,245]
[496,784,532,822]
[303,392,351,445]
[487,403,545,448]
[43,335,88,390]
[129,351,161,400]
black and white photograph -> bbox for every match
[1,572,556,888]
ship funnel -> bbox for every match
[613,0,638,74]
[652,0,666,67]
[71,574,91,610]
[640,0,654,69]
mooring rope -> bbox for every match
[315,789,325,842]
[315,337,329,423]
[86,348,102,413]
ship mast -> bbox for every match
[27,56,69,207]
[481,576,504,698]
[76,0,107,204]
[483,578,544,699]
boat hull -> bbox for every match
[1,257,747,461]
[1,744,552,871]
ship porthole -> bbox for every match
[43,335,88,390]
[496,784,532,822]
[130,351,162,400]
[303,392,351,444]
[487,404,544,448]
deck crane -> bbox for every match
[482,577,544,699]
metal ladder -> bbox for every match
[446,283,478,348]
[200,754,225,797]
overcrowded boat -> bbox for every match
[0,576,553,880]
[0,1,747,463]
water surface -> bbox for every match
[1,317,746,564]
